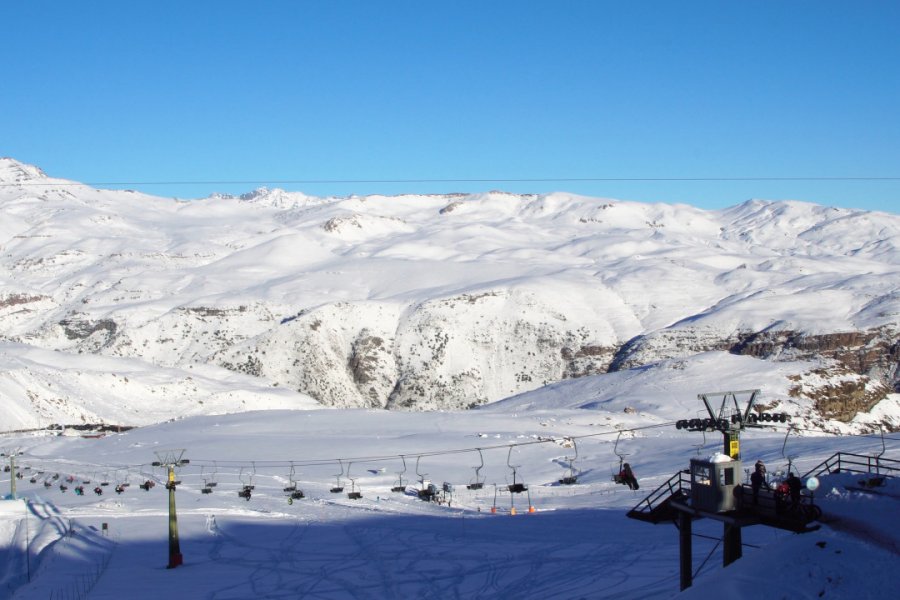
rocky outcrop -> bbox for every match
[610,325,898,422]
[57,316,119,351]
[730,327,899,392]
[787,366,889,422]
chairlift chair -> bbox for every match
[415,456,436,501]
[344,462,362,500]
[506,446,528,494]
[203,463,218,492]
[467,449,485,490]
[777,425,800,481]
[283,463,298,492]
[612,432,631,485]
[330,459,345,493]
[558,438,579,485]
[391,455,408,493]
[237,466,255,499]
[347,483,362,500]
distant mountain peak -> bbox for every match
[0,157,47,183]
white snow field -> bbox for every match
[1,384,897,600]
[1,158,898,598]
[1,157,898,422]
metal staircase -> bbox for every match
[626,469,691,523]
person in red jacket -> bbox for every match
[619,463,639,490]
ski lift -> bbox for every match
[467,449,485,490]
[59,484,68,493]
[506,446,527,494]
[775,426,799,480]
[139,479,155,491]
[283,463,298,492]
[391,455,408,493]
[283,463,305,500]
[416,456,436,501]
[612,432,631,485]
[330,459,345,493]
[558,437,579,485]
[237,466,255,500]
[201,463,218,494]
[29,476,38,484]
[43,479,52,488]
[116,470,131,488]
[100,472,110,486]
[695,426,708,456]
[346,462,362,500]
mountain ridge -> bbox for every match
[1,159,897,430]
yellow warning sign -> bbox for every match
[729,439,740,459]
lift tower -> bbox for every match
[152,450,190,569]
[668,389,789,589]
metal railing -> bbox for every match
[802,452,899,480]
[627,469,691,520]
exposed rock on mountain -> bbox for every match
[1,157,898,428]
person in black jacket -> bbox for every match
[750,460,769,505]
[620,463,639,490]
[785,472,802,509]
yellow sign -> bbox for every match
[729,439,740,459]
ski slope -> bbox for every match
[0,404,896,599]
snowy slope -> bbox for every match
[0,391,897,599]
[1,158,898,426]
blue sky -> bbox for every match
[2,1,899,213]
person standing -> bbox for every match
[750,460,769,505]
[785,472,802,510]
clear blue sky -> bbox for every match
[3,1,899,213]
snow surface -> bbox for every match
[1,157,898,421]
[1,158,899,598]
[0,390,897,599]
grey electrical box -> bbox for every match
[690,456,741,513]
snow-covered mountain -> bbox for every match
[1,158,898,428]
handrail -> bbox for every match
[629,469,691,517]
[802,451,899,480]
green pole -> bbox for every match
[167,466,183,568]
[10,454,17,500]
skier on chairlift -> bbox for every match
[619,463,639,490]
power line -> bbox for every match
[3,176,900,188]
[18,421,896,473]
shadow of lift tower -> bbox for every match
[626,389,822,592]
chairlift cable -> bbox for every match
[15,420,895,476]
